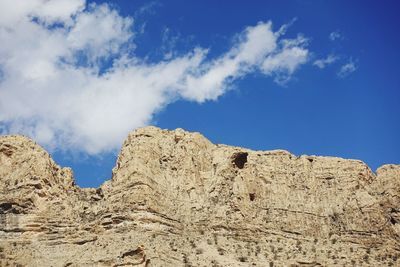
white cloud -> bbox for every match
[0,1,310,154]
[261,35,309,84]
[338,59,357,78]
[329,30,343,41]
[313,54,338,69]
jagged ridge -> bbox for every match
[0,126,399,266]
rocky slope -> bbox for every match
[0,126,399,266]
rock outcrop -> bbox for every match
[0,126,399,266]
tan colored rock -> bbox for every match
[0,126,399,266]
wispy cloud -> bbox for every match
[0,1,309,154]
[135,1,161,17]
[329,30,343,41]
[313,54,338,69]
[261,34,309,85]
[338,59,357,78]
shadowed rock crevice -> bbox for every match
[232,152,248,169]
[249,193,256,201]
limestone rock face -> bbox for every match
[0,126,399,266]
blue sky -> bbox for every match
[0,0,399,187]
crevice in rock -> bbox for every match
[122,247,144,258]
[0,203,22,214]
[232,152,248,169]
[249,193,256,201]
[73,236,97,245]
[0,144,16,157]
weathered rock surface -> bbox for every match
[0,126,399,266]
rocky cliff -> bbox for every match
[0,126,399,266]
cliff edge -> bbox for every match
[0,126,399,266]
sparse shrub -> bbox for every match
[195,248,203,255]
[239,256,247,262]
[211,260,220,267]
[213,233,218,245]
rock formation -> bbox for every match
[0,126,399,266]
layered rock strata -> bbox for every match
[0,126,399,266]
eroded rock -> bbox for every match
[0,127,399,266]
